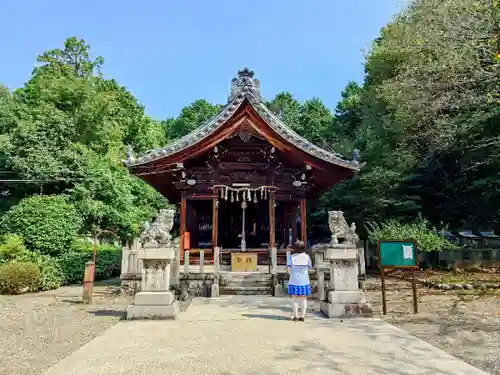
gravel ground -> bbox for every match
[365,276,500,375]
[0,283,133,375]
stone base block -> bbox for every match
[328,290,366,304]
[134,291,175,306]
[211,284,219,298]
[320,301,372,318]
[326,248,357,260]
[120,279,141,296]
[126,301,179,320]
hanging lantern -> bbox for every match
[236,191,239,201]
[253,193,258,203]
[230,190,234,202]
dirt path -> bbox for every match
[0,283,132,375]
[365,277,500,374]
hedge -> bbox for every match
[58,243,122,285]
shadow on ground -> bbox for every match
[89,309,126,318]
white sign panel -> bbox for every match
[402,245,414,260]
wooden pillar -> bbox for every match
[180,194,187,262]
[284,203,292,249]
[268,192,276,248]
[291,203,298,246]
[212,189,219,263]
[300,198,307,248]
[187,201,197,247]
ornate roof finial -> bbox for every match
[352,149,360,165]
[229,67,261,102]
[126,145,135,163]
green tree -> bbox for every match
[267,92,302,132]
[165,99,222,140]
[1,37,167,238]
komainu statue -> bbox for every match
[139,209,175,247]
[328,210,359,245]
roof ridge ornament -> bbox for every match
[352,149,360,166]
[229,67,261,102]
[126,145,135,164]
[352,148,366,168]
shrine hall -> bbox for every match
[124,68,360,268]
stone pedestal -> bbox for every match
[127,246,179,319]
[320,244,372,318]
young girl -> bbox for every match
[287,241,312,321]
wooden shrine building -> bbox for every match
[124,68,360,268]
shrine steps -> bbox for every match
[219,272,273,295]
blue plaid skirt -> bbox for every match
[288,284,312,296]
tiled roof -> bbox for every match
[124,68,359,171]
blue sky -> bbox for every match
[1,0,404,119]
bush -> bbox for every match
[0,261,41,294]
[17,252,64,291]
[0,234,63,291]
[366,216,457,252]
[58,240,122,284]
[0,234,28,263]
[0,195,82,256]
[70,238,93,252]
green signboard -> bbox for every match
[378,240,418,268]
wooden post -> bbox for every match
[82,261,94,304]
[212,189,219,263]
[300,198,307,247]
[380,266,387,315]
[291,204,298,245]
[180,195,187,262]
[412,269,419,314]
[268,192,276,248]
[283,204,291,249]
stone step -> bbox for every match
[219,286,272,295]
[220,273,272,280]
[220,280,272,287]
[220,275,272,281]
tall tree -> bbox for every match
[165,99,222,140]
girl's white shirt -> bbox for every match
[287,253,312,286]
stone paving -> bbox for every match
[42,296,489,375]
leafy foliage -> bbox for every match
[0,261,41,294]
[0,195,81,256]
[0,234,64,291]
[0,234,27,262]
[366,217,457,252]
[313,0,500,232]
[1,37,166,241]
[17,251,64,290]
[164,99,222,140]
[58,241,122,284]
